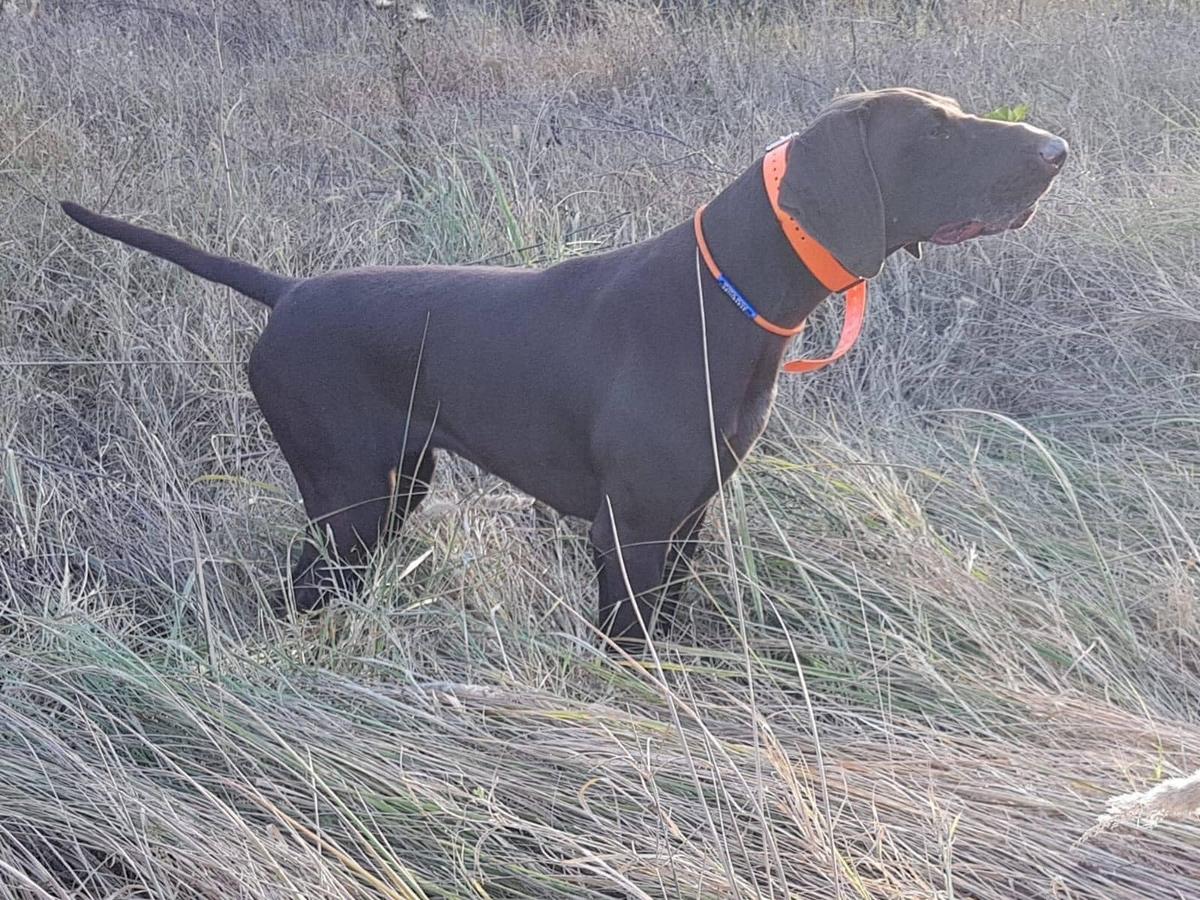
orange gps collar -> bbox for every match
[694,137,869,374]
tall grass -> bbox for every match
[2,1,1200,896]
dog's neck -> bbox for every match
[698,160,838,332]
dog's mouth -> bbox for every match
[929,205,1037,245]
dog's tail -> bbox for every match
[60,201,294,308]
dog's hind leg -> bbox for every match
[248,334,439,613]
[279,434,438,613]
[283,461,397,613]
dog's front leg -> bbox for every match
[589,511,674,648]
[663,506,707,616]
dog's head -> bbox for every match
[777,87,1068,278]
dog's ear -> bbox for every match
[777,103,886,279]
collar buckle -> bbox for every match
[764,132,799,153]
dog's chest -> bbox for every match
[725,380,777,461]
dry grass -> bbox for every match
[1088,767,1200,837]
[3,0,1200,897]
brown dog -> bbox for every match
[61,88,1067,645]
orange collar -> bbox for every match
[761,140,863,295]
[693,138,869,374]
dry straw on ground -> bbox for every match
[2,1,1200,897]
[1086,767,1200,838]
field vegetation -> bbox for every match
[3,1,1200,896]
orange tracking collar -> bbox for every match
[694,138,869,374]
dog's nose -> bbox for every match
[1038,135,1069,170]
